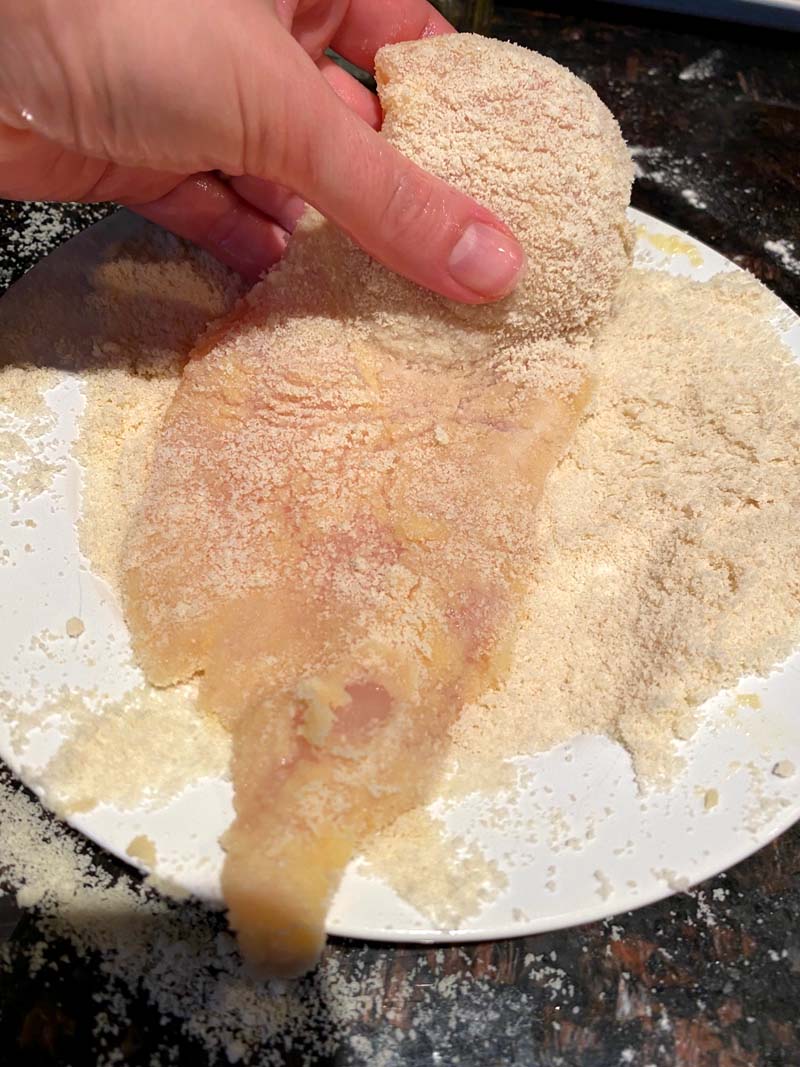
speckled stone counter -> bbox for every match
[1,4,798,1064]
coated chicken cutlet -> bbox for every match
[122,34,633,975]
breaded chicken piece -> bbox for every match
[122,35,632,975]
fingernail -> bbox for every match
[448,222,524,299]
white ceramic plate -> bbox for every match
[1,208,799,942]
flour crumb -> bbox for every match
[127,833,157,867]
[594,869,613,901]
[653,869,690,893]
[681,188,708,210]
[703,788,719,811]
[772,760,795,779]
[736,693,762,710]
[679,49,723,82]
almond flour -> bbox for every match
[1,215,799,933]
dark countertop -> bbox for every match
[1,4,799,1065]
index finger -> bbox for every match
[331,0,455,72]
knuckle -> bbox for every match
[380,168,442,246]
[204,208,243,249]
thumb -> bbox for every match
[276,58,524,305]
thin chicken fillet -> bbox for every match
[122,35,633,976]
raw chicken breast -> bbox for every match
[122,34,632,975]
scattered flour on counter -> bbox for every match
[678,49,724,82]
[629,146,714,216]
[0,770,595,1065]
[629,145,687,187]
[765,239,800,277]
[0,202,111,292]
[682,188,708,211]
[4,205,75,259]
[629,144,667,183]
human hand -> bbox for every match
[0,0,523,302]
